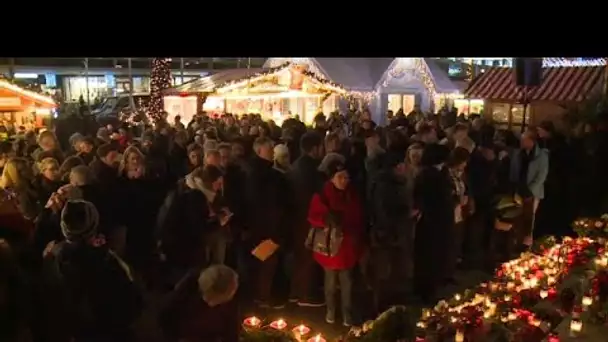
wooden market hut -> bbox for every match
[0,79,56,129]
[264,58,465,125]
[464,66,606,130]
[163,63,346,124]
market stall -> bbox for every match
[0,78,56,129]
[465,65,605,130]
[164,63,346,125]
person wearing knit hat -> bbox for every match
[324,159,347,180]
[60,199,100,243]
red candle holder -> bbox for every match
[292,324,311,337]
[307,334,327,342]
[243,316,261,328]
[270,318,287,330]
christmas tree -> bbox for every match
[148,57,172,123]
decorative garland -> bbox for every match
[213,62,346,95]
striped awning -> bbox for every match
[465,66,605,102]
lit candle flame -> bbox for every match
[244,316,261,327]
[570,319,583,333]
[455,330,464,342]
[307,334,326,342]
[292,324,310,336]
[270,318,287,330]
[582,296,593,306]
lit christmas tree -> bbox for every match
[148,57,172,123]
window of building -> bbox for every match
[402,94,415,114]
[388,94,402,113]
[510,104,530,126]
[491,103,510,123]
[63,76,110,102]
[173,76,197,86]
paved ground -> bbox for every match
[133,268,491,341]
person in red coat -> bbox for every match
[308,160,364,327]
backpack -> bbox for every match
[46,245,142,336]
[46,248,103,333]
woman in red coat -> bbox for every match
[308,160,364,327]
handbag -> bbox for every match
[304,191,344,257]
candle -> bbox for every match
[570,319,582,336]
[454,293,461,301]
[455,330,464,342]
[270,319,287,330]
[307,334,326,342]
[422,308,431,319]
[488,303,496,316]
[582,296,593,307]
[540,289,549,299]
[292,324,311,337]
[243,316,261,328]
[529,278,538,288]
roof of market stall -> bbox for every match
[0,79,56,107]
[465,66,605,102]
[165,62,347,95]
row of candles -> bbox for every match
[243,316,326,342]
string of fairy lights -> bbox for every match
[0,78,56,106]
[147,57,173,122]
[131,57,608,125]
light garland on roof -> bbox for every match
[543,58,606,67]
[463,58,606,68]
[265,58,328,80]
[382,58,437,98]
[348,90,379,104]
[215,63,346,95]
[0,79,56,106]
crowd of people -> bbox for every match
[1,105,608,342]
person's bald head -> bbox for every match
[520,129,538,151]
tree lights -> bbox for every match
[148,58,172,123]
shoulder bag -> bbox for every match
[304,191,344,257]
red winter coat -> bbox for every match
[307,181,365,270]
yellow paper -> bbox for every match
[251,239,279,261]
